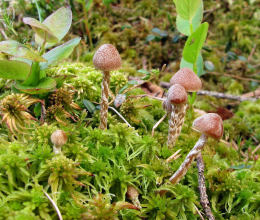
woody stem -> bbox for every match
[169,134,207,184]
[100,71,110,130]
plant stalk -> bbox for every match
[169,134,207,184]
[100,71,110,130]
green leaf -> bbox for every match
[180,57,193,70]
[0,60,31,80]
[180,54,205,76]
[196,54,205,76]
[0,40,46,62]
[15,77,56,94]
[35,7,72,47]
[83,99,96,114]
[40,37,81,70]
[182,22,209,63]
[22,62,40,86]
[173,0,202,21]
[23,17,59,44]
[176,2,203,36]
[137,69,150,75]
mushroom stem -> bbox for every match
[169,134,207,184]
[100,71,110,130]
[53,145,61,155]
[196,152,215,220]
[167,103,187,148]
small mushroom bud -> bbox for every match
[163,84,187,148]
[126,186,141,209]
[51,130,68,154]
[169,113,223,184]
[93,44,122,130]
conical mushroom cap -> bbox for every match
[167,84,187,104]
[93,44,122,72]
[51,130,68,147]
[192,113,223,140]
[170,68,202,92]
[163,84,187,112]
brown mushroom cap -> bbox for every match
[163,84,187,112]
[170,68,202,92]
[192,113,223,140]
[93,44,122,72]
[167,84,187,104]
[51,130,68,147]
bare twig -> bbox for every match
[196,152,215,220]
[44,191,63,220]
[208,71,260,83]
[166,149,182,163]
[252,144,260,155]
[152,113,167,136]
[248,44,257,62]
[129,94,165,101]
[160,82,259,102]
[194,204,205,220]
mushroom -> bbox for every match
[170,67,202,92]
[126,185,141,209]
[163,84,188,148]
[51,130,68,154]
[163,68,202,147]
[169,113,223,184]
[93,44,122,130]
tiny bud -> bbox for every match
[114,94,126,108]
[126,186,141,209]
[51,130,68,154]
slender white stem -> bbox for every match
[108,106,133,128]
[43,191,63,220]
[169,134,207,184]
[53,145,61,154]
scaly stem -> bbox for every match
[169,134,207,184]
[100,71,110,130]
[196,152,215,220]
[167,103,187,148]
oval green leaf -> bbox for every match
[15,77,56,94]
[0,60,31,80]
[173,0,202,21]
[182,22,209,64]
[23,17,59,44]
[0,40,46,62]
[176,2,203,36]
[35,7,72,47]
[40,37,81,70]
